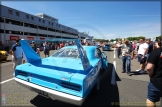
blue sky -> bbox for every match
[1,1,161,40]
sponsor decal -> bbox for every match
[40,38,45,40]
[10,36,19,40]
[27,37,34,40]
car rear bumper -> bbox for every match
[15,78,85,106]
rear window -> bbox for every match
[52,48,80,59]
[105,45,110,47]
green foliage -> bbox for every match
[156,35,162,41]
[127,36,145,41]
[94,35,161,42]
[94,38,109,42]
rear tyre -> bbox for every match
[92,72,101,94]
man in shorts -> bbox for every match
[136,38,149,74]
[146,40,162,107]
[11,39,23,70]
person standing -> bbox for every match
[136,38,149,74]
[116,41,123,58]
[154,40,161,49]
[145,39,153,60]
[11,39,23,70]
[36,48,40,56]
[31,41,36,52]
[44,43,50,57]
[136,41,140,52]
[146,40,162,107]
[121,40,134,76]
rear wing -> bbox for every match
[20,40,41,63]
[75,40,91,71]
[20,39,91,71]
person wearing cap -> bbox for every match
[11,39,23,70]
[121,40,134,76]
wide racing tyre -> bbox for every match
[92,71,101,95]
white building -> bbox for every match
[0,4,92,48]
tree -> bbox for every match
[127,36,145,41]
[156,35,162,41]
[110,39,114,42]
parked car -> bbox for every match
[102,44,111,51]
[14,40,108,106]
[0,50,8,61]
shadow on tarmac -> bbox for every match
[30,63,121,107]
[0,60,12,63]
[130,71,148,75]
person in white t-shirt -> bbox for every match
[136,38,149,74]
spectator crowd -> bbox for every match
[9,38,162,107]
[115,38,162,107]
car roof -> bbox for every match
[59,46,98,59]
[63,46,97,50]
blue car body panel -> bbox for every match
[15,40,108,103]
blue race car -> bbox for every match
[102,44,111,51]
[14,40,108,106]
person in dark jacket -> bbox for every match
[44,43,50,57]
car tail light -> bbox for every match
[18,71,27,76]
[61,82,81,92]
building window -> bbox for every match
[16,12,19,16]
[39,19,41,22]
[49,22,50,25]
[12,31,23,35]
[0,29,4,33]
[51,23,53,25]
[24,32,28,35]
[8,9,12,14]
[43,20,45,23]
[31,16,34,20]
[5,18,23,26]
[29,33,37,36]
[0,17,4,23]
[26,15,29,19]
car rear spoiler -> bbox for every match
[20,39,91,71]
[75,40,91,71]
[20,40,41,63]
